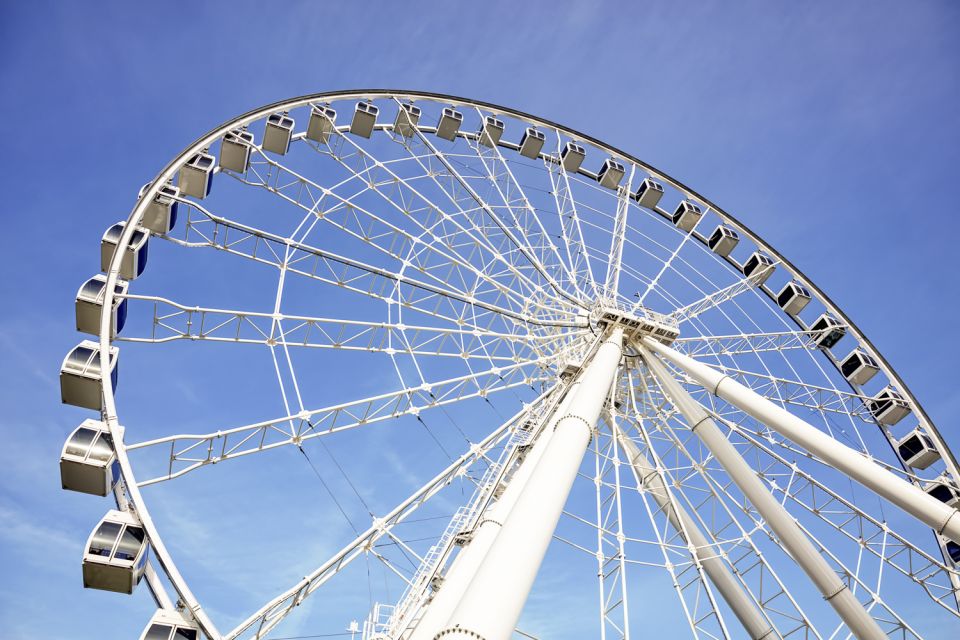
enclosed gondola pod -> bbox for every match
[865,386,911,426]
[83,509,149,594]
[924,475,960,509]
[777,281,812,316]
[946,540,960,564]
[306,105,337,143]
[707,225,739,257]
[76,274,128,338]
[839,348,880,385]
[597,158,626,189]
[436,107,464,141]
[633,177,664,209]
[101,222,149,280]
[561,141,586,172]
[350,101,379,138]
[139,610,200,640]
[178,152,215,199]
[742,251,775,284]
[394,103,421,138]
[60,419,119,496]
[895,428,940,469]
[60,340,119,411]
[809,313,846,349]
[263,113,295,155]
[518,127,545,159]
[137,183,180,235]
[219,129,255,173]
[672,200,703,232]
[478,115,505,148]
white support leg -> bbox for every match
[615,427,778,640]
[435,329,625,640]
[642,336,960,544]
[640,346,885,640]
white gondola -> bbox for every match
[83,509,149,594]
[394,103,421,137]
[742,251,775,284]
[60,340,119,411]
[436,107,463,141]
[777,281,812,316]
[924,475,960,509]
[809,313,845,349]
[178,152,215,199]
[865,386,911,426]
[219,129,255,173]
[896,428,940,469]
[139,610,200,640]
[707,225,739,257]
[101,222,149,280]
[306,105,337,143]
[947,540,960,564]
[518,127,545,159]
[672,200,703,232]
[633,177,664,209]
[350,101,379,138]
[597,158,625,189]
[137,183,180,234]
[263,113,295,155]
[478,116,505,147]
[76,274,128,337]
[561,141,585,172]
[839,348,880,385]
[60,419,119,496]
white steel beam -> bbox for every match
[640,346,885,640]
[615,427,778,640]
[642,336,960,545]
[435,328,625,640]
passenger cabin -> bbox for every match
[946,540,960,564]
[866,386,911,426]
[777,282,812,316]
[519,127,545,159]
[60,340,119,411]
[597,158,626,189]
[394,103,421,137]
[634,178,664,209]
[178,152,215,199]
[101,222,149,280]
[924,476,960,509]
[672,200,703,232]
[76,274,128,337]
[809,313,846,349]
[436,107,464,141]
[263,113,295,155]
[742,252,775,285]
[896,428,940,469]
[83,509,148,594]
[60,419,119,496]
[306,105,337,143]
[137,183,180,234]
[839,349,880,385]
[707,226,739,257]
[561,141,586,172]
[139,610,200,640]
[350,101,379,138]
[219,129,255,173]
[478,116,505,148]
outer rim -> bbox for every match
[97,89,959,637]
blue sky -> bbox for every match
[1,1,959,638]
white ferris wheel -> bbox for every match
[59,90,960,640]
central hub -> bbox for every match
[591,303,680,347]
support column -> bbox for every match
[642,336,960,544]
[408,387,579,640]
[435,329,624,640]
[641,346,884,640]
[615,427,778,640]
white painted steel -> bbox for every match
[640,346,886,640]
[643,336,960,545]
[436,329,624,640]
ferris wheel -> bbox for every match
[58,90,960,640]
